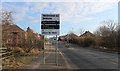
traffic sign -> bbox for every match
[41,14,60,35]
[41,25,59,29]
[41,29,59,35]
[41,21,59,24]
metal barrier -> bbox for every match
[0,48,14,60]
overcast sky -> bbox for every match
[1,0,119,36]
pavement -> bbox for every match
[20,42,73,70]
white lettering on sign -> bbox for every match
[42,14,59,21]
[41,14,60,35]
[41,29,59,35]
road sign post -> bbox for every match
[43,35,45,64]
[56,35,58,66]
[41,14,60,65]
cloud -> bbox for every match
[25,2,49,13]
[49,2,116,23]
[26,16,40,24]
[1,0,120,2]
[0,2,2,9]
[89,2,115,14]
[2,3,29,23]
[15,7,29,22]
[1,1,118,24]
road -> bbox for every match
[55,41,118,70]
[19,41,118,71]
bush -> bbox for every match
[14,47,25,53]
[69,34,96,48]
[72,37,80,44]
[82,37,96,47]
[30,48,40,54]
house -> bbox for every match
[2,24,26,47]
[58,36,65,41]
[58,33,78,41]
[26,27,44,45]
[79,31,95,38]
[39,34,44,39]
[34,33,44,40]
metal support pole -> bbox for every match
[43,35,45,64]
[56,35,58,66]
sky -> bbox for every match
[1,0,119,36]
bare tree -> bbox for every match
[1,11,15,25]
[79,28,84,36]
[95,20,117,50]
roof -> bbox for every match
[59,33,78,39]
[2,24,25,33]
[80,31,95,37]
